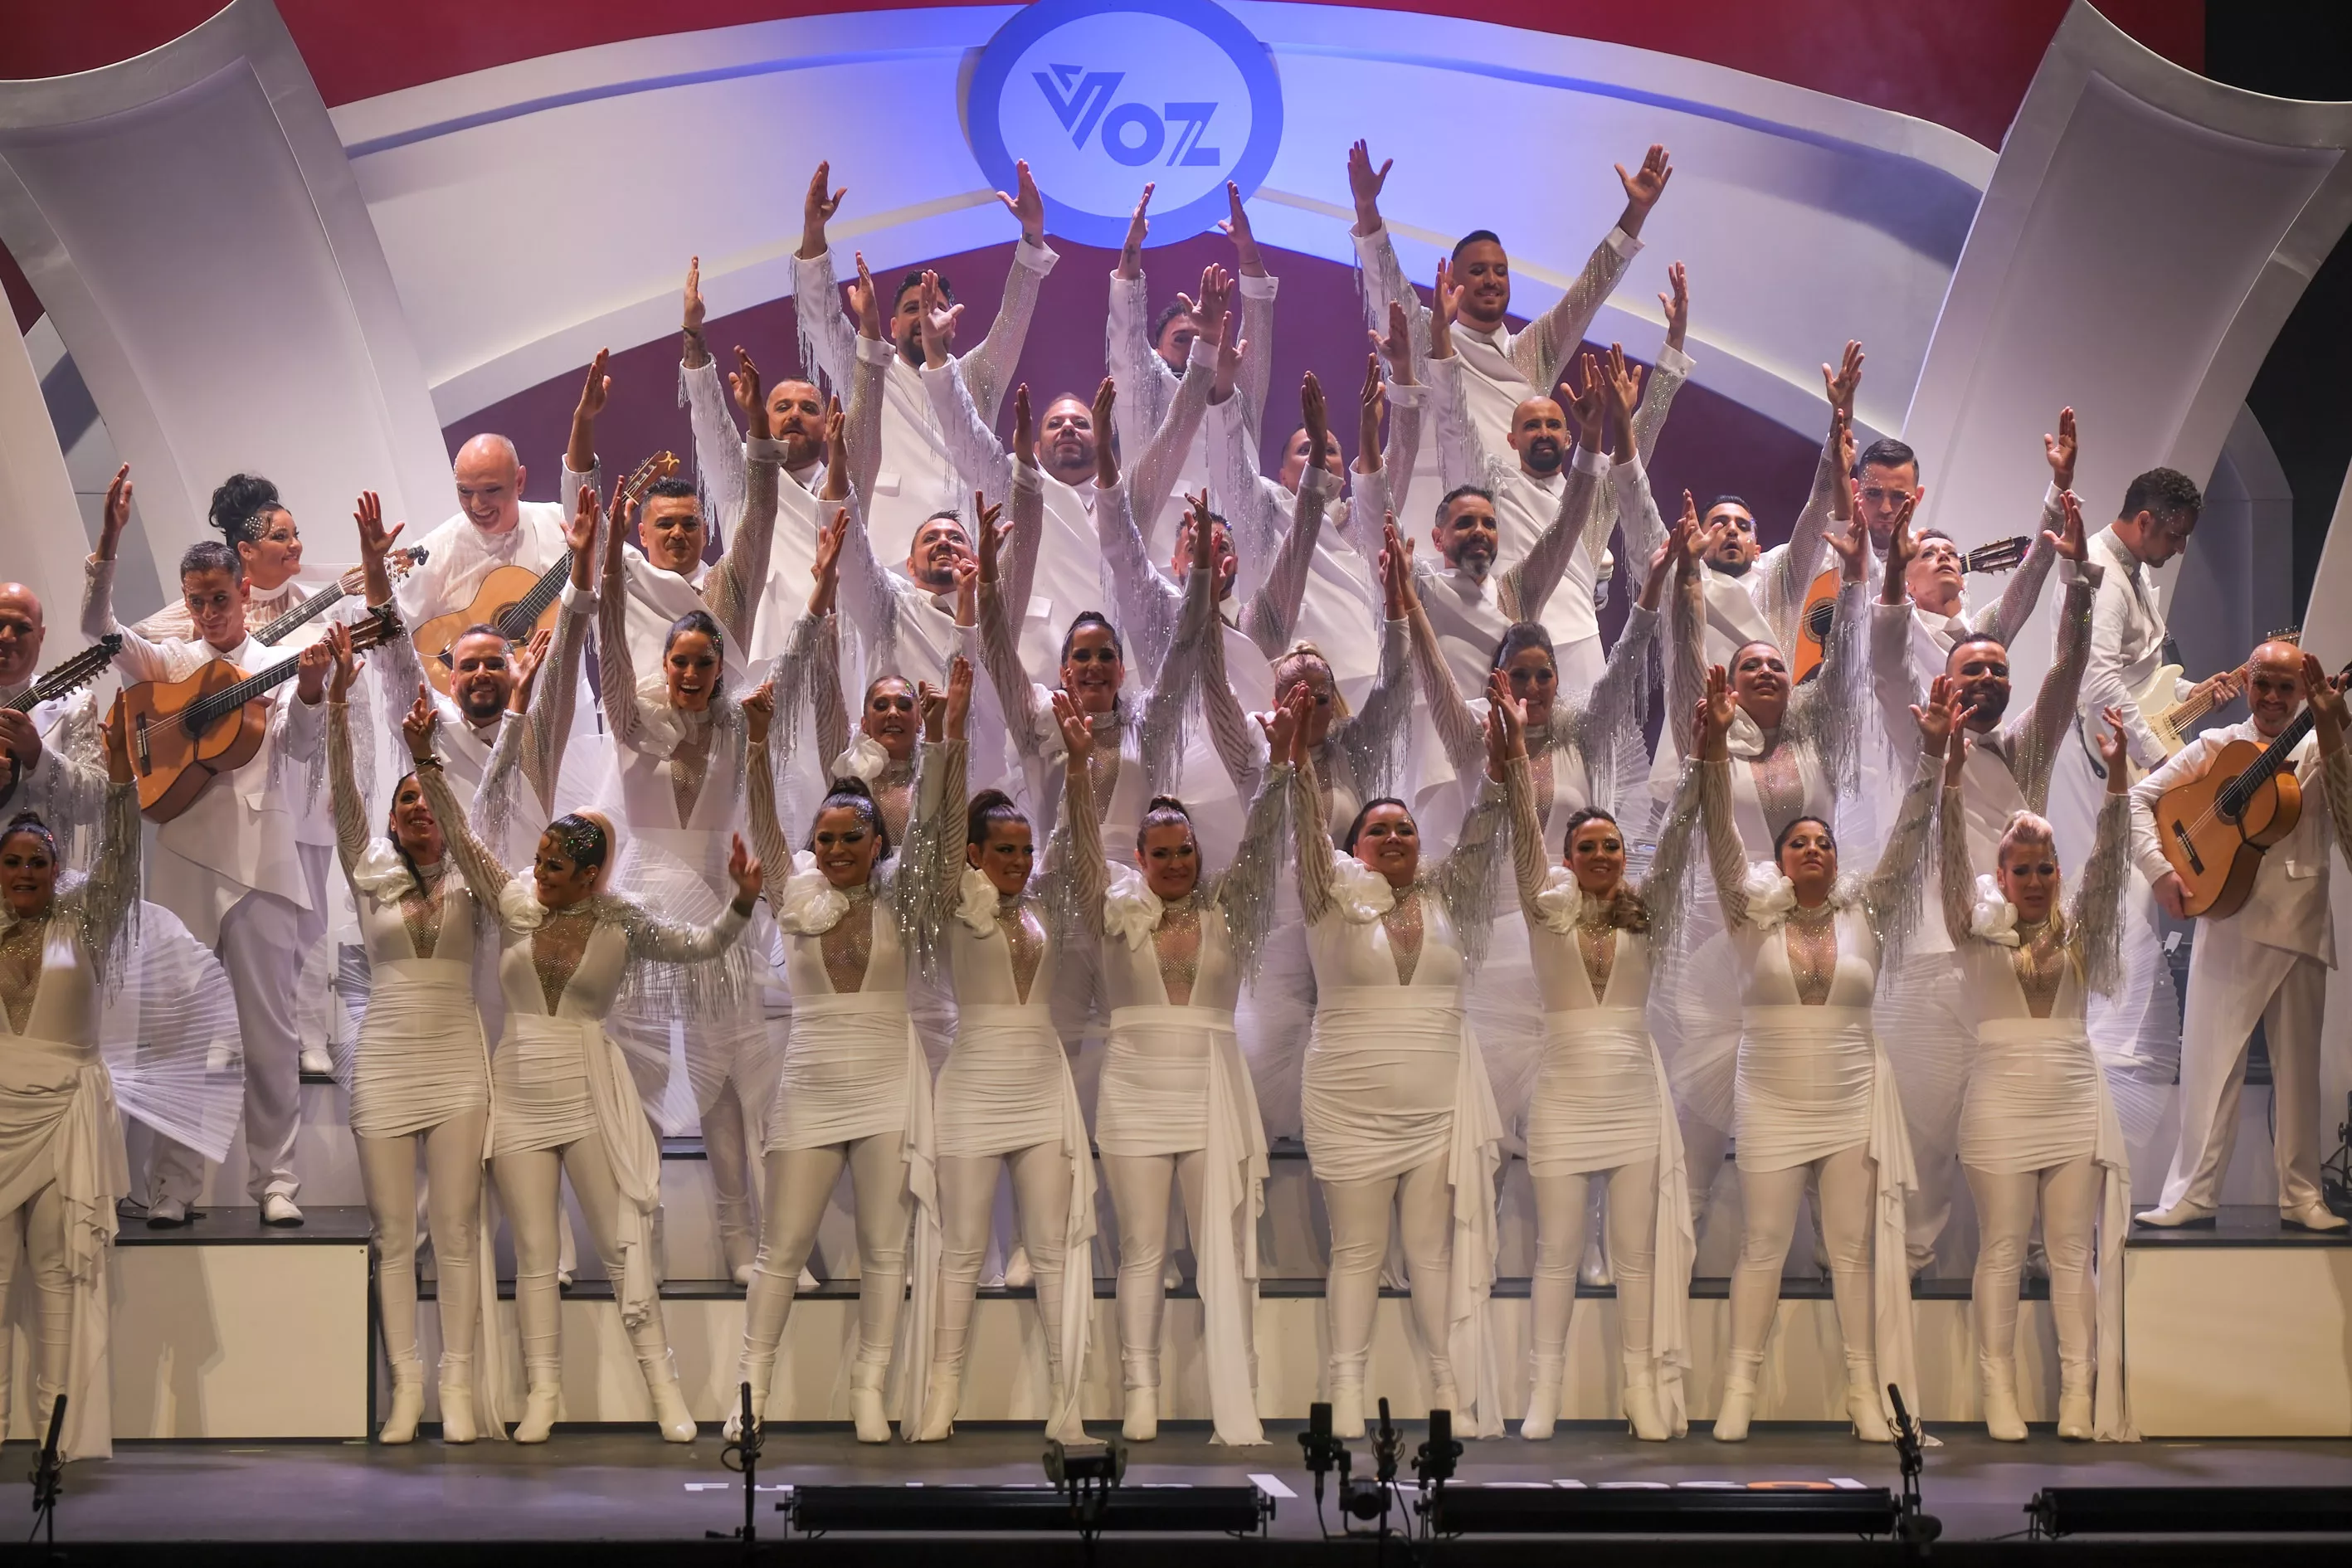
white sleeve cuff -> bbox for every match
[856,335,895,366]
[1385,382,1428,408]
[1012,462,1044,494]
[1656,343,1696,376]
[1572,446,1610,478]
[1351,224,1389,264]
[1611,454,1646,481]
[1238,271,1278,299]
[1014,236,1059,274]
[1605,226,1643,260]
[560,575,597,611]
[747,436,790,464]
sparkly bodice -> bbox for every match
[531,903,600,1015]
[0,915,48,1035]
[670,710,714,824]
[1000,894,1045,1004]
[1151,891,1205,1007]
[1084,713,1123,826]
[1575,903,1619,1001]
[398,862,449,962]
[2008,917,2071,1021]
[1382,887,1427,986]
[1748,738,1806,841]
[874,758,917,845]
[821,884,878,996]
[1781,903,1839,1006]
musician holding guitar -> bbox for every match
[2129,643,2352,1233]
[84,465,342,1230]
[0,580,114,840]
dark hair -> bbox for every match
[1135,795,1195,853]
[864,674,916,706]
[544,812,609,871]
[966,788,1028,851]
[207,472,284,548]
[644,475,700,505]
[1060,611,1124,665]
[809,775,891,862]
[1342,796,1414,854]
[893,270,954,314]
[1946,631,2007,669]
[1559,806,1651,933]
[1148,298,1195,346]
[1914,526,1955,548]
[1706,494,1752,517]
[1435,484,1494,528]
[179,539,244,585]
[1772,815,1836,862]
[1,810,56,860]
[1490,621,1555,673]
[664,607,723,659]
[1853,437,1919,482]
[450,622,510,652]
[385,773,435,899]
[2120,466,2202,528]
[1450,228,1503,261]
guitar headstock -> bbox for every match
[1963,536,2033,575]
[35,634,124,701]
[333,543,430,599]
[348,601,408,653]
[611,451,680,516]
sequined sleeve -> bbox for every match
[597,559,650,757]
[1498,453,1600,625]
[1856,747,1939,972]
[1566,600,1658,811]
[1434,771,1507,974]
[1063,743,1107,931]
[1337,615,1413,805]
[1755,420,1845,654]
[1939,782,1975,947]
[2012,571,2096,815]
[1517,226,1638,393]
[78,780,141,986]
[1127,339,1215,532]
[1198,592,1270,805]
[843,335,889,520]
[680,355,749,537]
[1790,580,1866,802]
[616,890,752,965]
[926,738,971,923]
[1639,757,1707,953]
[1405,600,1485,784]
[744,723,795,909]
[1700,757,1751,928]
[1210,398,1286,571]
[998,460,1046,653]
[1140,566,1215,801]
[498,584,594,838]
[958,237,1057,426]
[1215,759,1294,981]
[704,437,782,656]
[1979,493,2063,648]
[1503,752,1548,918]
[2070,788,2130,998]
[327,700,371,883]
[1293,751,1337,926]
[976,580,1049,766]
[1095,478,1184,682]
[919,358,1015,505]
[416,755,515,922]
[1610,458,1670,602]
[1668,564,1707,760]
[1239,465,1335,660]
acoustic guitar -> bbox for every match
[408,451,676,695]
[2080,626,2300,785]
[1790,535,2032,683]
[2153,657,2351,918]
[120,603,405,823]
[0,635,124,810]
[251,545,426,647]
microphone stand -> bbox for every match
[29,1395,65,1546]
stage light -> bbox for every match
[2026,1487,2352,1538]
[1424,1484,1901,1536]
[782,1486,1269,1536]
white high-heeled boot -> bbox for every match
[1979,1356,2027,1442]
[915,1359,962,1442]
[1712,1353,1761,1443]
[1519,1354,1563,1441]
[1329,1367,1367,1439]
[513,1270,563,1442]
[2057,1361,2093,1441]
[1123,1352,1161,1442]
[438,1354,479,1445]
[1846,1358,1893,1444]
[637,1342,699,1444]
[1622,1355,1671,1442]
[379,1363,426,1445]
[849,1360,892,1444]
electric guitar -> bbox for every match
[407,451,677,695]
[120,603,405,823]
[2081,626,2301,784]
[0,635,124,809]
[251,546,427,646]
[2153,656,2351,919]
[1791,535,2032,683]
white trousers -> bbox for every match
[1726,1143,1875,1377]
[149,844,330,1205]
[495,1137,679,1387]
[354,1110,488,1381]
[1102,1149,1208,1389]
[934,1143,1072,1375]
[1322,1156,1454,1390]
[0,1184,71,1422]
[1965,1156,2098,1379]
[2162,941,2330,1211]
[738,1132,913,1400]
[1529,1161,1657,1376]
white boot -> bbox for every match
[1123,1383,1160,1443]
[1003,1244,1034,1289]
[2057,1364,2093,1441]
[1980,1356,2027,1441]
[914,1360,962,1442]
[1329,1370,1366,1440]
[718,1197,757,1290]
[1623,1356,1670,1442]
[1519,1355,1562,1441]
[514,1370,562,1444]
[438,1355,479,1445]
[1712,1354,1760,1443]
[849,1361,892,1444]
[378,1363,426,1444]
[1847,1360,1892,1444]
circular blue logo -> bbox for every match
[966,0,1284,250]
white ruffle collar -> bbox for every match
[1329,850,1400,924]
[353,841,442,902]
[1970,874,2021,947]
[774,850,854,936]
[1741,861,1801,930]
[957,865,1006,935]
[831,733,892,784]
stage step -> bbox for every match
[2124,1205,2352,1437]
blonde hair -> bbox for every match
[1997,810,2057,869]
[1272,640,1351,720]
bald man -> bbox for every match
[0,582,106,841]
[2130,643,2352,1232]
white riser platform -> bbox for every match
[2126,1238,2352,1437]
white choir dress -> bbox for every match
[1294,751,1509,1436]
[326,700,506,1436]
[1700,747,1935,1425]
[1072,757,1288,1447]
[1943,786,2136,1442]
[0,780,137,1461]
[1506,752,1702,1433]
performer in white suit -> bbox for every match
[2130,644,2352,1231]
[1941,709,2138,1443]
[0,581,108,848]
[0,719,136,1462]
[795,159,1057,564]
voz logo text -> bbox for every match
[1033,67,1221,168]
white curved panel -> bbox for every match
[0,300,81,621]
[1903,0,2352,689]
[334,1,1994,436]
[0,0,450,591]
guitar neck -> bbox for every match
[184,652,307,729]
[495,553,574,640]
[2220,709,2317,813]
[253,581,348,646]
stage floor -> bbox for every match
[46,1422,2352,1551]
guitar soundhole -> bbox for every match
[1805,601,1835,642]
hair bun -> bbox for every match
[826,776,876,801]
[1144,795,1190,817]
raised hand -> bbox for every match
[2044,406,2078,493]
[2095,704,2132,788]
[1000,159,1046,245]
[1660,260,1689,352]
[97,464,133,562]
[732,346,767,440]
[849,251,883,342]
[1093,377,1119,489]
[353,489,404,561]
[1911,672,1965,755]
[1346,139,1391,234]
[1212,313,1247,405]
[1822,340,1864,421]
[973,494,1006,588]
[1561,351,1606,451]
[576,346,611,423]
[1700,664,1736,755]
[325,621,361,703]
[1357,353,1385,470]
[1668,489,1704,575]
[682,256,709,368]
[1186,491,1217,573]
[1218,179,1264,274]
[1486,668,1530,754]
[741,678,776,747]
[1615,144,1673,236]
[811,507,846,616]
[294,637,333,704]
[1371,298,1415,384]
[2048,488,2089,564]
[403,685,439,760]
[944,653,973,740]
[563,481,601,567]
[509,626,553,714]
[1429,256,1463,358]
[1600,343,1643,447]
[918,271,961,368]
[1051,688,1093,760]
[1193,261,1233,348]
[822,397,847,477]
[727,833,765,905]
[1881,494,1919,602]
[1012,383,1036,469]
[1301,372,1330,472]
[919,679,946,743]
[603,482,632,587]
[1826,507,1869,582]
[801,161,846,256]
[1118,182,1154,279]
[1264,684,1304,759]
[1380,517,1418,616]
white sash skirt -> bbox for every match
[1098,1004,1238,1156]
[1302,988,1463,1183]
[1527,1007,1662,1176]
[350,957,492,1140]
[772,990,916,1151]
